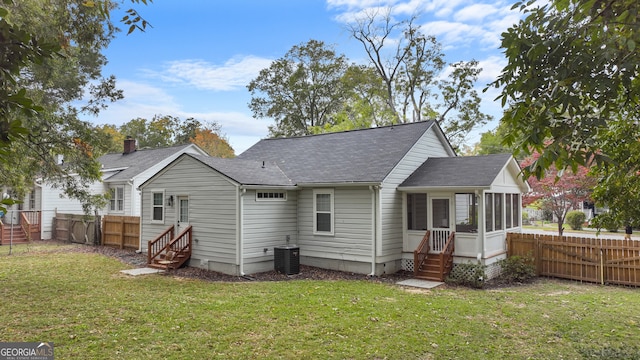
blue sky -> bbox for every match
[92,0,521,153]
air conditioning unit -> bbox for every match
[274,245,300,275]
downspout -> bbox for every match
[369,185,377,276]
[238,187,246,276]
[137,186,143,253]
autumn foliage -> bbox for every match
[521,151,596,235]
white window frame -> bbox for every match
[151,190,165,224]
[109,186,124,212]
[256,191,287,201]
[313,189,334,236]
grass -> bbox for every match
[2,243,640,359]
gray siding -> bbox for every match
[380,128,452,259]
[243,190,298,264]
[297,187,373,262]
[140,156,238,265]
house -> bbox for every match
[34,138,208,239]
[138,121,529,280]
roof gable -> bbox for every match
[238,121,439,184]
[399,153,516,188]
[98,143,204,182]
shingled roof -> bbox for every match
[99,144,198,182]
[187,154,293,186]
[237,121,438,184]
[399,153,514,188]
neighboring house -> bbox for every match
[139,121,529,279]
[35,138,208,239]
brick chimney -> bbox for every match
[123,136,136,154]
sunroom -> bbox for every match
[397,154,530,280]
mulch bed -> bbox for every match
[42,241,523,288]
[72,243,414,284]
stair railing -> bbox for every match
[147,225,174,265]
[438,231,455,279]
[165,225,192,269]
[413,230,431,277]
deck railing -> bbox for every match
[20,211,41,241]
[430,229,451,252]
[413,230,431,277]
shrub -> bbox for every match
[566,210,586,230]
[497,255,537,284]
[445,262,486,289]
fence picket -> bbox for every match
[507,232,640,287]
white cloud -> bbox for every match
[454,3,499,22]
[145,56,273,91]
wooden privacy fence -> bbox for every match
[507,232,640,286]
[101,215,140,250]
[53,214,101,244]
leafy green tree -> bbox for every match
[0,0,151,212]
[347,8,491,148]
[248,40,350,137]
[494,0,640,175]
[474,123,513,155]
[491,0,640,230]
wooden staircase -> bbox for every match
[0,225,28,245]
[413,230,455,281]
[147,225,192,271]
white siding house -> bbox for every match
[38,139,207,239]
[139,121,529,279]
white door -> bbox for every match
[176,196,189,233]
[429,196,452,252]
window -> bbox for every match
[485,193,494,232]
[29,191,36,210]
[494,193,503,230]
[256,191,287,201]
[512,194,520,228]
[485,193,510,232]
[506,194,512,228]
[109,187,124,212]
[152,191,164,222]
[407,194,428,230]
[455,193,478,233]
[313,189,334,235]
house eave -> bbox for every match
[397,185,491,192]
[239,185,298,190]
[296,181,382,188]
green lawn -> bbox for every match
[1,243,639,359]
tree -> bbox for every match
[0,0,151,212]
[472,123,513,156]
[347,8,491,148]
[248,40,351,137]
[191,128,235,158]
[521,151,596,236]
[491,0,640,225]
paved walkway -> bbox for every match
[396,279,443,289]
[120,267,164,276]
